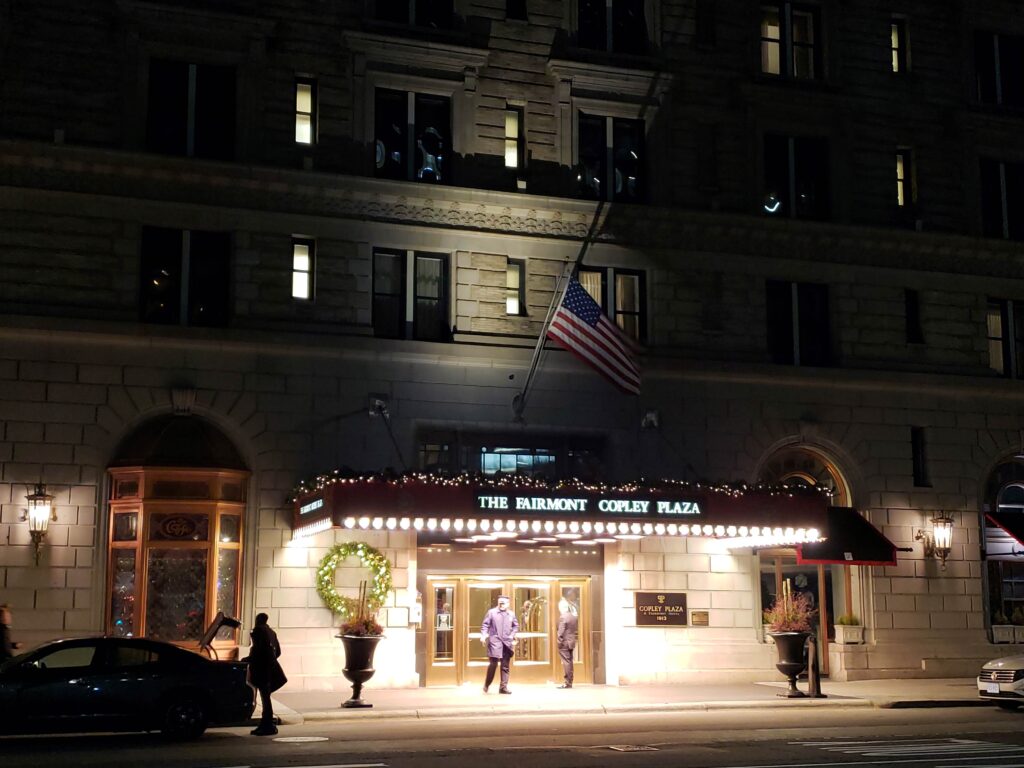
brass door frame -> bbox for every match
[424,575,591,686]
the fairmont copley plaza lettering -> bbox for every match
[476,495,702,516]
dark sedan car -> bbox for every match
[0,636,254,739]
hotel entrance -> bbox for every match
[424,575,591,687]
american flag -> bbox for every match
[547,276,641,395]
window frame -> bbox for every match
[976,31,1024,108]
[762,133,830,220]
[577,266,646,342]
[574,108,646,203]
[372,247,452,342]
[986,298,1024,378]
[373,86,454,185]
[506,258,527,316]
[139,227,231,328]
[145,58,237,160]
[765,279,832,367]
[759,3,821,81]
[505,105,526,179]
[295,77,317,145]
[291,237,315,302]
[981,158,1024,241]
[891,17,909,73]
[573,0,654,55]
[896,146,915,210]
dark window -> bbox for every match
[146,59,235,160]
[763,134,829,219]
[507,0,527,21]
[766,280,831,366]
[372,248,450,342]
[911,427,930,488]
[976,32,1024,108]
[373,0,454,28]
[373,248,405,339]
[905,288,924,344]
[578,113,645,202]
[374,89,451,184]
[981,159,1024,240]
[577,267,645,342]
[695,0,716,47]
[891,18,908,73]
[140,227,230,328]
[578,0,647,54]
[414,252,449,341]
[761,4,820,79]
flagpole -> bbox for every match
[512,199,607,422]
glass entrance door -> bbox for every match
[424,575,590,686]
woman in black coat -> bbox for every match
[247,612,287,736]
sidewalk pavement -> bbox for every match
[270,677,988,725]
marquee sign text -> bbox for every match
[475,494,702,516]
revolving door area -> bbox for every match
[425,577,591,687]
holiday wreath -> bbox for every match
[315,542,393,620]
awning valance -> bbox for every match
[292,474,831,545]
[986,511,1024,547]
[796,506,897,566]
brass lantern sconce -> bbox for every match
[915,513,954,570]
[23,482,56,565]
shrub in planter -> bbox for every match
[834,614,864,645]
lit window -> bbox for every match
[295,79,316,144]
[891,19,908,73]
[760,4,820,80]
[505,107,524,172]
[896,148,913,208]
[577,267,645,342]
[985,299,1024,378]
[292,238,314,300]
[506,259,525,315]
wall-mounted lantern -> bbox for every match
[23,483,56,565]
[915,513,954,570]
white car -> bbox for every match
[978,653,1024,709]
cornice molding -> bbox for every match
[1,140,1023,278]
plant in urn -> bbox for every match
[337,580,384,708]
[764,578,817,698]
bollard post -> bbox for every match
[806,633,827,698]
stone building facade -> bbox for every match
[2,0,1024,689]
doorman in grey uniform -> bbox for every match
[556,598,578,688]
[481,594,518,693]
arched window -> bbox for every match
[106,416,248,656]
[982,463,1024,631]
[758,445,854,671]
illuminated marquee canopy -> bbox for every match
[290,472,831,547]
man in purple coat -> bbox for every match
[480,595,518,694]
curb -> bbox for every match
[296,696,972,723]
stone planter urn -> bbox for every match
[992,625,1015,644]
[833,624,865,645]
[339,634,383,708]
[768,631,809,698]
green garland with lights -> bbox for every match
[316,542,393,619]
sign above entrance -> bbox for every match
[476,493,703,517]
[635,592,688,626]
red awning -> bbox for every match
[797,506,898,566]
[986,511,1024,547]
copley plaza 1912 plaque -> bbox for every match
[635,592,688,626]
